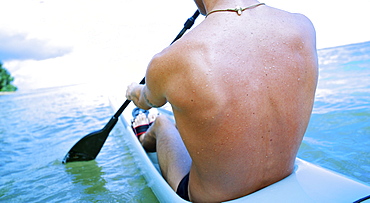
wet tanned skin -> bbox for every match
[127,0,318,201]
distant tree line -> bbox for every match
[0,62,17,92]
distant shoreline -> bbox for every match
[0,91,16,95]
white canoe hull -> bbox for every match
[110,98,370,203]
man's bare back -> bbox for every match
[127,1,318,202]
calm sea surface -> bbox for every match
[298,41,370,184]
[1,41,370,202]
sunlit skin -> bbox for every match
[127,0,318,202]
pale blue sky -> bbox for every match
[0,0,368,90]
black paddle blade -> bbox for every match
[62,117,118,164]
[62,129,109,163]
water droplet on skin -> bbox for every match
[298,78,301,81]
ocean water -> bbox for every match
[0,85,158,202]
[298,41,370,183]
[1,41,370,202]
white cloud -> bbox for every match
[0,31,72,61]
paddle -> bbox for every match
[62,10,200,164]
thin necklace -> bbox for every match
[206,3,265,17]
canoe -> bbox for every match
[110,98,370,203]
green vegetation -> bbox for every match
[0,62,17,92]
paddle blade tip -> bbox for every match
[62,151,95,164]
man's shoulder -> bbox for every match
[151,34,202,68]
[267,7,316,43]
[147,38,196,80]
[265,6,314,29]
[290,12,315,30]
[268,6,311,21]
[287,12,316,44]
[279,9,315,34]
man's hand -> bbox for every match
[126,80,166,110]
[126,82,142,104]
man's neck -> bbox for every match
[204,0,260,13]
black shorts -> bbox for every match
[176,173,190,201]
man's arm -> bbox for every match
[126,53,170,110]
[126,82,166,110]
